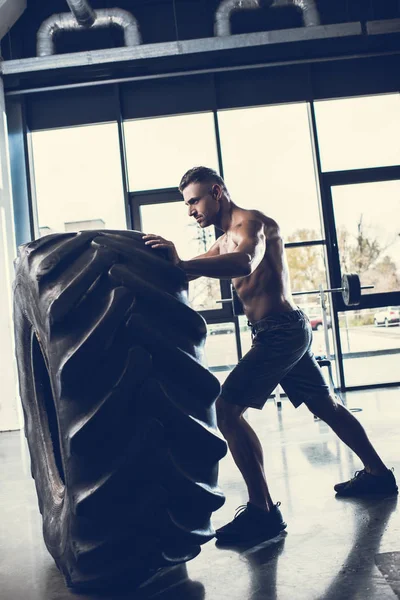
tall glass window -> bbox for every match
[338,308,400,387]
[331,180,400,294]
[124,112,220,191]
[315,94,400,172]
[31,123,126,236]
[218,103,323,241]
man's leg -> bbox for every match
[215,397,286,544]
[212,314,310,542]
[216,398,274,511]
[305,394,397,496]
[306,394,387,475]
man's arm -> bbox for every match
[142,232,223,281]
[180,220,266,280]
[183,236,222,281]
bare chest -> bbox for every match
[219,234,237,255]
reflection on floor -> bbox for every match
[1,388,399,600]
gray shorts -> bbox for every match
[220,309,330,410]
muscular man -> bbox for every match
[143,166,398,545]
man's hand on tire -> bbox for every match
[143,233,183,268]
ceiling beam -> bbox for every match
[0,0,27,41]
[2,22,363,76]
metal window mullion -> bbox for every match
[285,239,326,248]
[309,100,345,390]
[24,120,40,241]
[322,165,400,187]
[213,109,225,180]
[213,105,235,322]
[130,188,181,204]
[343,382,400,393]
[114,84,132,230]
[320,179,346,390]
[233,316,243,361]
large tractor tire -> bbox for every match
[13,230,227,592]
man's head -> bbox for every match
[179,166,228,228]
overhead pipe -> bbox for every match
[278,0,321,27]
[214,0,320,36]
[65,0,96,28]
[37,7,141,57]
[215,0,268,37]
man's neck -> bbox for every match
[216,196,238,233]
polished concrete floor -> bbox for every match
[1,388,399,600]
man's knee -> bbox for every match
[306,394,339,421]
[216,397,244,436]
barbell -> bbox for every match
[293,273,373,306]
[221,273,373,316]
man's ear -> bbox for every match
[212,184,221,200]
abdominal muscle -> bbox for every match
[232,238,297,324]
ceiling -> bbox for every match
[2,0,399,60]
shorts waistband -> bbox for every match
[248,309,306,335]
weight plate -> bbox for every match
[342,273,361,306]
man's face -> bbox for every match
[182,182,220,228]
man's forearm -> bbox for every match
[179,252,251,280]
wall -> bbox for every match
[0,77,21,431]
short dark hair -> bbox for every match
[179,166,227,194]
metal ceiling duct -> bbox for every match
[65,0,96,27]
[37,4,141,57]
[214,0,320,36]
[281,0,320,27]
[215,0,267,37]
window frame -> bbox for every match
[321,165,400,313]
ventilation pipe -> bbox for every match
[214,0,320,37]
[279,0,320,27]
[37,2,141,57]
[65,0,96,28]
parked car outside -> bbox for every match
[209,323,235,335]
[309,314,332,331]
[373,307,400,327]
[303,306,332,331]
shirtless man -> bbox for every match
[143,166,398,545]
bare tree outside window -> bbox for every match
[338,216,400,294]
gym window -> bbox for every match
[30,123,126,238]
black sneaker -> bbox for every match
[334,468,398,497]
[215,502,286,545]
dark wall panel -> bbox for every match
[27,85,118,130]
[24,53,400,130]
[215,64,311,110]
[311,54,400,99]
[121,73,215,119]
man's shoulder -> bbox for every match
[237,209,279,231]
